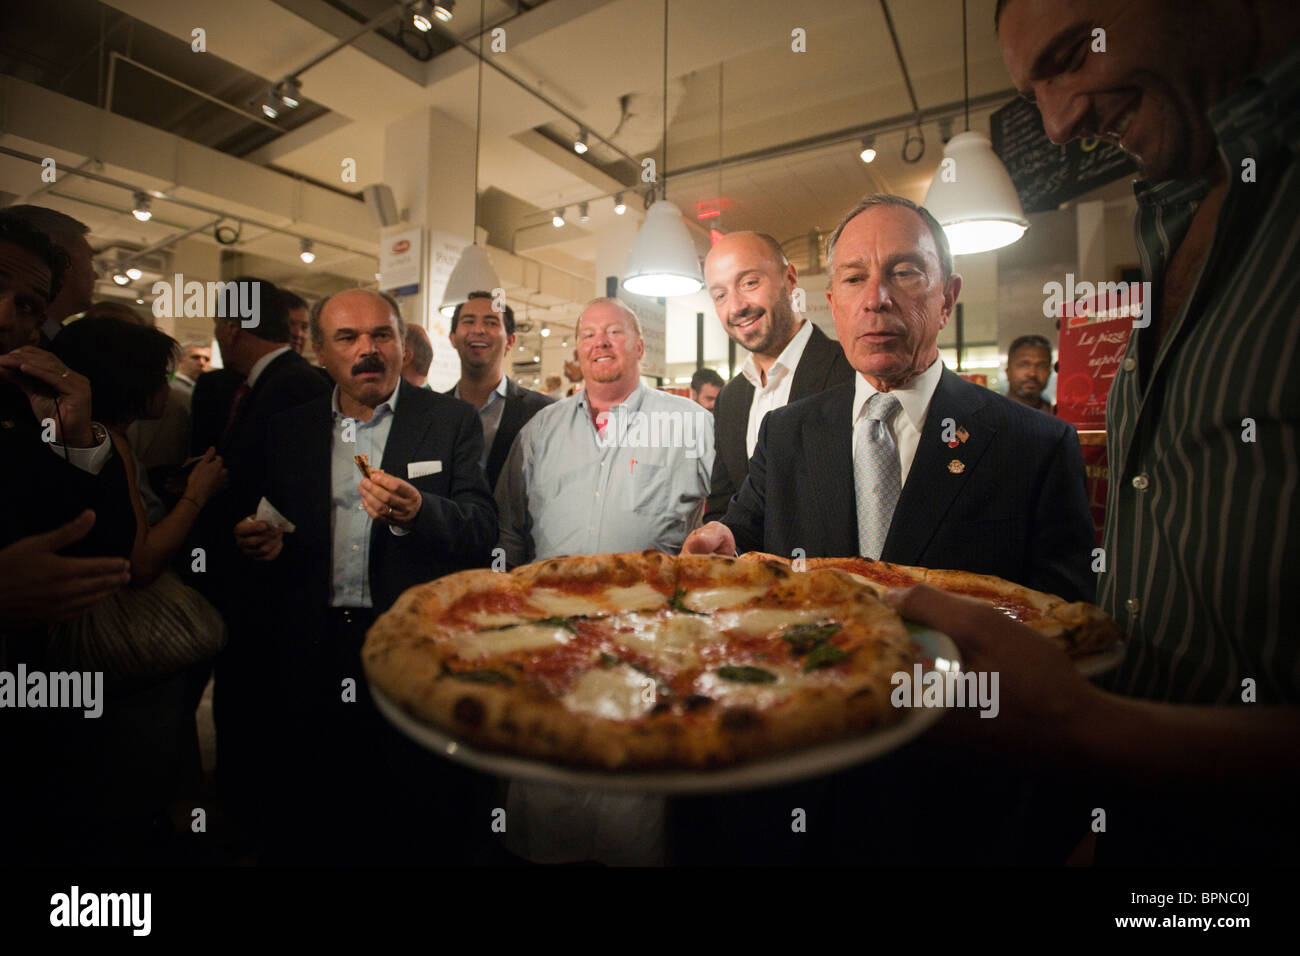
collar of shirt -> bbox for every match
[454,374,508,409]
[852,356,943,430]
[40,315,61,343]
[577,381,647,421]
[246,345,292,389]
[740,318,813,391]
[173,372,197,388]
[331,379,401,421]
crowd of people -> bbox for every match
[0,0,1295,867]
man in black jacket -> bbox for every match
[235,289,497,862]
[445,290,554,490]
[188,277,331,832]
[702,231,853,522]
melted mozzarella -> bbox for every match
[528,582,668,618]
[454,623,571,658]
[562,665,657,720]
[464,609,538,629]
[712,606,845,638]
[608,611,713,671]
[694,665,805,707]
[679,586,766,613]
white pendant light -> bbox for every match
[923,0,1027,256]
[440,243,500,317]
[620,0,702,298]
[622,199,702,297]
[923,131,1028,254]
[438,0,501,317]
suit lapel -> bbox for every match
[883,369,994,564]
[803,386,858,555]
[788,324,833,401]
[378,379,432,479]
[491,379,526,466]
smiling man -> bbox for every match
[702,232,852,521]
[875,0,1300,865]
[686,195,1094,601]
[445,291,553,489]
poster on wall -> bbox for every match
[1055,292,1138,430]
[421,228,471,391]
[379,227,422,296]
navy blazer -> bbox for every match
[720,367,1096,602]
[704,323,854,522]
[260,378,498,615]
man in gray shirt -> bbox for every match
[494,296,714,863]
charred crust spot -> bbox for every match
[850,686,874,698]
[650,701,671,715]
[498,720,519,735]
[453,696,486,727]
[684,694,713,711]
[720,707,762,732]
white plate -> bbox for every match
[369,627,960,795]
[1075,640,1126,678]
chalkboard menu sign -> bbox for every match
[990,97,1138,213]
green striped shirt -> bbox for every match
[1100,43,1300,705]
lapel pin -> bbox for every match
[956,426,970,443]
[948,459,965,474]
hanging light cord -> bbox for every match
[717,62,724,213]
[661,0,669,201]
[962,0,970,131]
[473,0,485,238]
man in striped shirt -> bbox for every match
[892,0,1300,863]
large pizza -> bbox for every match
[741,554,1123,657]
[362,552,916,770]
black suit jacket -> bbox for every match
[261,379,498,618]
[189,368,243,455]
[705,323,854,522]
[189,351,330,606]
[445,377,555,490]
[721,367,1095,602]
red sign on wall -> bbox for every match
[1055,295,1137,430]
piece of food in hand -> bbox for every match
[741,553,1123,657]
[363,551,916,770]
[354,453,373,479]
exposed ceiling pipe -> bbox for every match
[583,78,688,166]
[879,0,924,126]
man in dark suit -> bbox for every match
[187,277,331,832]
[702,232,853,522]
[234,289,497,862]
[4,205,96,349]
[687,197,1093,603]
[677,195,1093,865]
[445,290,554,490]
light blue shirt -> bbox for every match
[454,374,509,469]
[330,382,400,607]
[496,383,714,566]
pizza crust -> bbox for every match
[741,553,1122,657]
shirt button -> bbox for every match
[358,503,364,510]
[1131,473,1150,491]
[1125,597,1140,615]
[1122,356,1136,372]
[351,545,359,552]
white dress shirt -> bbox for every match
[851,357,944,486]
[741,318,814,458]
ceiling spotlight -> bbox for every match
[561,338,568,348]
[131,192,152,222]
[277,77,301,110]
[859,135,877,164]
[540,324,551,338]
[412,1,434,31]
[135,298,144,305]
[578,201,590,223]
[613,193,627,215]
[125,267,143,281]
[261,93,281,119]
[552,208,566,228]
[532,353,540,362]
[574,127,589,154]
[112,272,130,286]
[433,1,455,23]
[299,238,316,264]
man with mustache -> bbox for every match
[234,288,497,862]
[702,232,853,521]
[883,0,1300,865]
[445,291,553,489]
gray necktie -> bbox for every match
[854,392,903,559]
